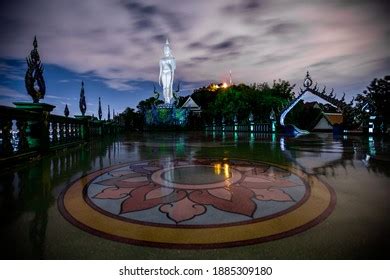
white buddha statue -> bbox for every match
[159,39,176,104]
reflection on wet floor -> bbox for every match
[0,132,389,259]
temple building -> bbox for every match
[180,96,201,115]
[312,112,343,131]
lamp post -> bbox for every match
[270,108,276,133]
[249,112,254,132]
[234,114,238,131]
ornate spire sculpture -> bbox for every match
[108,105,110,120]
[303,71,313,88]
[98,97,102,120]
[25,36,46,103]
[64,104,69,117]
[269,108,275,120]
[79,81,87,116]
[248,112,254,122]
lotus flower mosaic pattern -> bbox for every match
[86,159,307,225]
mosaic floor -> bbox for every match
[59,158,336,248]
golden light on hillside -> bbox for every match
[211,84,220,90]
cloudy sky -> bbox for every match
[0,0,389,116]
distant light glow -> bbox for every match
[222,82,228,88]
[211,84,219,90]
[223,163,230,178]
[214,163,221,175]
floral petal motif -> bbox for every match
[252,188,293,202]
[95,173,143,186]
[93,187,132,199]
[241,176,298,189]
[189,186,256,217]
[160,198,206,223]
[120,184,186,214]
[145,187,174,200]
[115,179,150,189]
[208,188,232,201]
[122,176,148,183]
[241,181,273,189]
[270,178,298,188]
[244,176,272,183]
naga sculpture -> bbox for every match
[173,82,180,104]
[98,97,102,120]
[25,36,46,103]
[153,84,160,101]
[79,81,87,116]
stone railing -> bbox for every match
[205,122,275,133]
[0,105,121,159]
[48,114,84,146]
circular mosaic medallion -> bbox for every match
[59,158,336,248]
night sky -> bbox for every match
[0,0,389,117]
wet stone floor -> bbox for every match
[1,132,390,259]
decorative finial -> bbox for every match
[64,104,69,117]
[303,71,313,88]
[98,97,102,120]
[249,112,254,122]
[269,108,275,120]
[33,36,38,49]
[25,36,46,103]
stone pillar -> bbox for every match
[1,118,13,155]
[13,102,55,152]
[16,119,29,153]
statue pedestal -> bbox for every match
[157,103,176,109]
[145,104,189,128]
[13,102,56,152]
